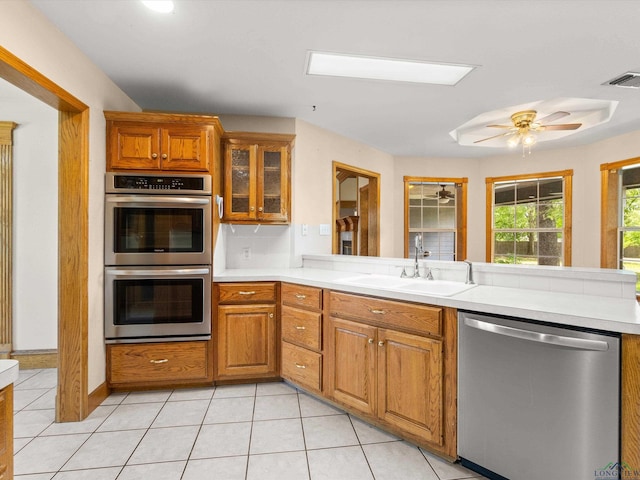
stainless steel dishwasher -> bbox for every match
[458,311,620,480]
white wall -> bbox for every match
[2,81,58,351]
[394,130,640,267]
[1,0,140,391]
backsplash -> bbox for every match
[301,254,638,300]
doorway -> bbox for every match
[0,46,90,422]
[332,161,380,256]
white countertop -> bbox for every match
[0,359,19,390]
[213,267,640,335]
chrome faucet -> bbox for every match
[463,260,475,285]
[413,234,431,278]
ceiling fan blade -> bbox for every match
[538,123,582,131]
[486,124,514,129]
[537,111,570,124]
[473,131,515,144]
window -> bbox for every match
[404,177,467,261]
[601,157,640,293]
[486,170,572,266]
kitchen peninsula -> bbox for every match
[213,254,640,476]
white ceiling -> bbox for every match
[26,0,640,158]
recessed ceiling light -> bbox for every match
[141,1,174,14]
[306,51,475,86]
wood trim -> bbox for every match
[10,350,57,369]
[600,157,640,269]
[485,170,573,265]
[485,181,493,262]
[0,46,90,422]
[222,131,296,145]
[622,334,640,468]
[564,173,573,266]
[0,122,17,358]
[402,177,468,261]
[442,307,458,459]
[332,161,381,256]
[88,381,110,413]
[485,169,573,185]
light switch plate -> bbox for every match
[319,224,331,236]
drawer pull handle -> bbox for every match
[238,291,256,295]
[370,309,386,315]
[149,358,169,364]
[295,363,307,369]
[295,326,306,330]
[295,294,307,299]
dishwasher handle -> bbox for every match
[463,317,610,352]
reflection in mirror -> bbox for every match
[332,162,380,256]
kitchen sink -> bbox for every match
[334,274,476,297]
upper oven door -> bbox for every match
[105,195,212,266]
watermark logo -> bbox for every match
[595,461,640,480]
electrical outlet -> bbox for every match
[301,224,308,236]
[242,247,251,259]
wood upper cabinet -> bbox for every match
[214,282,279,380]
[105,111,223,173]
[222,132,294,224]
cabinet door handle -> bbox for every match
[238,291,256,295]
[250,206,255,211]
[370,309,386,315]
[368,338,374,344]
[295,363,307,369]
[295,294,307,299]
[151,153,158,159]
[258,207,263,212]
[161,153,168,159]
[269,313,274,318]
[295,326,306,330]
[149,358,169,364]
[378,341,385,347]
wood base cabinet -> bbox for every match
[214,282,279,381]
[0,384,12,480]
[280,283,324,393]
[325,291,456,458]
[107,341,213,389]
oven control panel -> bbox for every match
[106,173,212,194]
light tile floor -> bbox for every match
[14,369,485,480]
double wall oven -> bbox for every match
[104,172,212,343]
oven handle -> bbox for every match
[463,317,610,351]
[108,268,211,276]
[105,196,211,205]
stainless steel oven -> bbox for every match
[105,172,212,266]
[105,265,211,343]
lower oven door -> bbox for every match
[105,265,211,343]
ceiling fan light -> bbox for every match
[438,197,450,204]
[507,136,520,148]
[522,133,537,146]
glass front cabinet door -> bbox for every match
[223,133,294,224]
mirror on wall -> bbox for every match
[332,161,380,256]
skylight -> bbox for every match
[306,51,474,86]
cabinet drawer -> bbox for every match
[281,342,322,392]
[108,341,209,385]
[282,305,322,351]
[282,283,322,311]
[329,291,441,337]
[217,282,277,304]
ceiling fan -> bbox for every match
[474,110,582,148]
[431,185,455,203]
